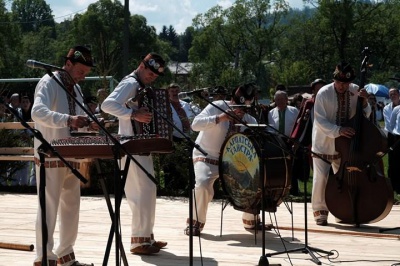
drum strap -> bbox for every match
[226,121,239,137]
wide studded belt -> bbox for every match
[34,157,80,169]
[312,153,341,161]
[193,157,219,165]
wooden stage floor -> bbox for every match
[1,193,400,266]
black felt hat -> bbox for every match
[142,52,166,76]
[311,78,327,90]
[65,45,96,67]
[333,62,355,82]
[232,83,257,104]
[210,85,228,95]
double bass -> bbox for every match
[325,48,394,225]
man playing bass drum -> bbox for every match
[311,62,371,226]
[184,83,259,236]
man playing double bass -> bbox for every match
[311,62,371,226]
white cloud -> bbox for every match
[129,0,201,33]
[71,0,96,7]
[217,0,233,9]
[47,0,307,34]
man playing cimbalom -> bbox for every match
[31,45,97,266]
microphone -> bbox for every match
[26,59,65,71]
[178,88,209,99]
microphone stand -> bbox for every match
[189,93,296,266]
[33,67,157,266]
[265,141,334,265]
[139,94,207,266]
[260,99,333,265]
[0,100,88,266]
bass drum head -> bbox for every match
[219,133,262,214]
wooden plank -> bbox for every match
[0,122,35,130]
[0,147,34,155]
[0,120,116,130]
[0,155,34,161]
[0,194,399,266]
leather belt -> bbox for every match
[34,158,80,169]
[193,157,219,165]
[312,153,341,161]
[57,252,75,265]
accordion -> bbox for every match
[131,87,173,141]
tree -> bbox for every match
[272,1,400,86]
[68,0,126,80]
[21,26,59,79]
[271,8,333,85]
[178,26,194,62]
[189,0,290,90]
[159,26,168,40]
[158,25,179,61]
[11,0,55,33]
[0,0,23,79]
[129,14,162,68]
[62,0,169,90]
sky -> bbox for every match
[41,0,308,34]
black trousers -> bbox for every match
[387,133,400,194]
[290,147,311,195]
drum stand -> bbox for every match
[264,146,333,265]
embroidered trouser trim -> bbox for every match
[57,252,75,265]
[186,218,205,230]
[313,210,329,218]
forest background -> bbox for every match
[2,0,400,95]
[0,0,399,201]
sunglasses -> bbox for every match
[147,59,164,73]
[74,51,87,62]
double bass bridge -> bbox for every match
[345,166,362,173]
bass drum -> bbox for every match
[219,133,291,214]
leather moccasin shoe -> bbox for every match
[70,262,94,266]
[245,222,273,231]
[130,244,160,255]
[184,226,200,236]
[153,240,168,249]
[33,260,57,266]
